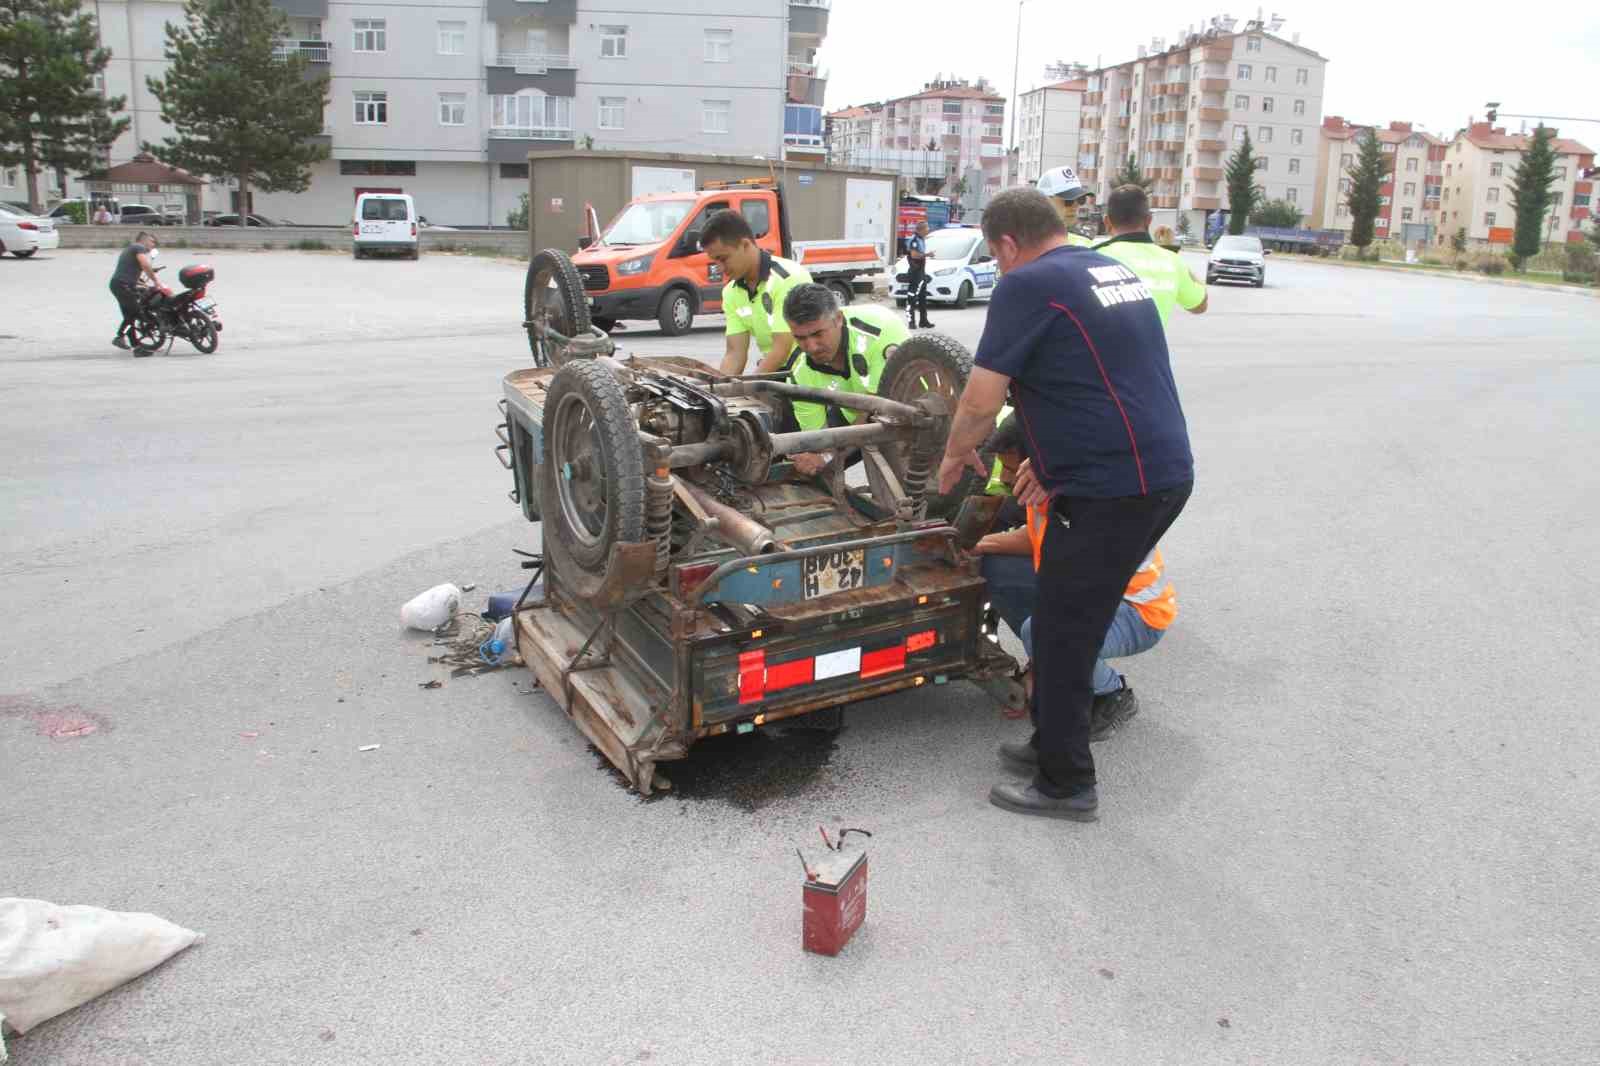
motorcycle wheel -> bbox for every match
[187,314,219,354]
[127,315,167,354]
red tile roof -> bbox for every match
[96,153,205,186]
[903,85,1005,102]
[1462,125,1593,155]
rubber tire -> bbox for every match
[827,279,854,307]
[353,246,362,259]
[13,248,37,259]
[524,248,592,368]
[876,331,977,520]
[657,288,694,336]
[1254,274,1265,288]
[187,313,219,354]
[127,314,165,354]
[410,246,421,260]
[953,280,973,309]
[538,360,645,575]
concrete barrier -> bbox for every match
[57,224,530,256]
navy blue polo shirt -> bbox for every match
[974,244,1192,499]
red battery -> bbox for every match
[800,841,869,956]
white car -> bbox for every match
[892,226,999,308]
[352,192,420,260]
[0,205,61,258]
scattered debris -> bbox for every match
[460,583,477,593]
[1218,1017,1232,1029]
[318,1028,336,1042]
[239,731,260,739]
[418,680,442,690]
[425,613,520,678]
[358,744,380,753]
[400,583,461,632]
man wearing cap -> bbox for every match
[903,221,934,330]
[1034,166,1098,248]
[1092,184,1207,326]
[702,209,814,376]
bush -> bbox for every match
[1476,257,1505,276]
[288,238,329,251]
[506,193,529,231]
[1453,258,1469,271]
[62,201,88,224]
[1421,256,1443,266]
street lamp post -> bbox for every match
[1010,0,1024,158]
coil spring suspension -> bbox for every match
[900,434,938,520]
[645,471,674,576]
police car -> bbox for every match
[892,225,999,308]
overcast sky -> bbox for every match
[817,1,1600,154]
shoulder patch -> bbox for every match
[850,317,882,337]
[852,352,870,377]
[770,260,790,279]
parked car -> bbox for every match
[352,192,419,260]
[891,224,999,309]
[0,204,62,258]
[1206,234,1269,288]
[118,203,176,226]
[203,213,280,227]
[2,200,34,215]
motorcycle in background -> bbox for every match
[130,262,223,354]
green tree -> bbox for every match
[1344,130,1389,251]
[1224,132,1263,235]
[1249,198,1303,228]
[0,0,129,212]
[506,192,529,230]
[1114,154,1153,190]
[145,0,329,214]
[1589,216,1600,251]
[1175,211,1192,239]
[1508,125,1558,272]
[1450,226,1468,255]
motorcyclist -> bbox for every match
[109,231,161,353]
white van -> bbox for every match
[891,225,999,308]
[352,193,419,259]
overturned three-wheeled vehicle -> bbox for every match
[495,249,1017,794]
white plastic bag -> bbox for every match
[399,583,461,631]
[0,898,203,1059]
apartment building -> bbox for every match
[1311,119,1446,240]
[827,78,1006,194]
[1430,122,1595,248]
[1078,20,1325,233]
[1015,78,1086,185]
[83,0,828,225]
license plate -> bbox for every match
[361,223,385,233]
[802,549,865,599]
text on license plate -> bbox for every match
[803,549,865,599]
[361,223,387,233]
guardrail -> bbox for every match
[488,126,574,140]
[490,52,575,72]
[273,41,330,62]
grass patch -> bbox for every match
[287,238,330,251]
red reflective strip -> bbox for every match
[859,644,907,679]
[765,657,815,692]
[739,650,765,704]
[906,630,937,653]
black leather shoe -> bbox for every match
[1089,687,1140,742]
[989,781,1098,821]
[997,737,1037,769]
[918,320,935,329]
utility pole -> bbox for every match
[1009,0,1025,151]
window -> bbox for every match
[1296,68,1308,85]
[1246,36,1262,52]
[1401,207,1413,220]
[1183,182,1190,194]
[739,199,769,237]
[1235,95,1249,109]
[984,123,1002,138]
[1233,124,1247,142]
[1342,153,1353,166]
[437,92,465,126]
[353,90,387,124]
[1339,177,1351,193]
[1185,153,1192,165]
[704,28,731,62]
[599,24,627,58]
[1288,158,1301,174]
[1551,191,1563,206]
[1287,187,1298,203]
[1293,99,1305,116]
[1445,164,1452,176]
[1486,187,1498,203]
[1237,64,1252,79]
[598,96,624,129]
[1555,167,1567,180]
[500,163,529,180]
[986,103,1005,117]
[1265,66,1277,82]
[942,101,962,115]
[1188,123,1195,138]
[1337,204,1348,217]
[491,93,573,132]
[1258,127,1273,143]
[1262,97,1274,113]
[352,18,385,52]
[437,20,465,55]
[1255,156,1268,171]
[1382,143,1395,153]
[526,29,548,55]
[1489,162,1502,177]
[702,98,730,134]
[1405,157,1418,172]
[1484,211,1496,226]
[1290,128,1303,145]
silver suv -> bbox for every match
[1206,235,1268,288]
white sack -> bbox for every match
[0,898,203,1059]
[400,583,462,631]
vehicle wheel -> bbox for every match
[352,247,362,259]
[126,315,166,354]
[894,298,907,309]
[877,332,976,520]
[0,239,6,255]
[1205,274,1216,285]
[656,288,694,336]
[591,316,617,334]
[13,248,37,259]
[827,279,854,307]
[187,313,219,354]
[524,247,592,368]
[410,247,421,261]
[538,360,646,575]
[953,280,973,309]
[1254,275,1265,288]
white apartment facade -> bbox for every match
[826,78,1004,194]
[1432,122,1595,248]
[1079,23,1325,233]
[73,0,825,225]
[1311,119,1445,241]
[1015,78,1085,185]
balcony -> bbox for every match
[1197,108,1228,123]
[1195,139,1225,153]
[485,0,577,21]
[486,52,576,95]
[1572,206,1591,221]
[487,125,575,162]
[789,0,829,41]
[270,0,327,18]
[1086,91,1103,104]
[1192,195,1221,209]
[1202,44,1232,62]
[1193,166,1223,181]
[1157,167,1181,180]
[273,40,330,63]
[786,57,827,106]
[1151,195,1179,209]
[1198,78,1229,93]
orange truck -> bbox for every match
[570,179,889,335]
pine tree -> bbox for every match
[1345,130,1388,252]
[0,0,129,212]
[1508,125,1558,272]
[1115,154,1152,190]
[1224,132,1262,235]
[145,0,329,212]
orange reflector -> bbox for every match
[917,595,928,605]
[751,629,763,639]
[907,630,937,653]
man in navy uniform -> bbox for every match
[904,221,933,329]
[937,186,1194,822]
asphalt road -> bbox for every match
[4,248,1598,1065]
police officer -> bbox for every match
[701,209,814,376]
[903,221,933,330]
[780,282,908,477]
[937,186,1194,822]
[1092,184,1207,326]
[1034,166,1097,248]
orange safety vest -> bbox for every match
[1024,504,1177,631]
